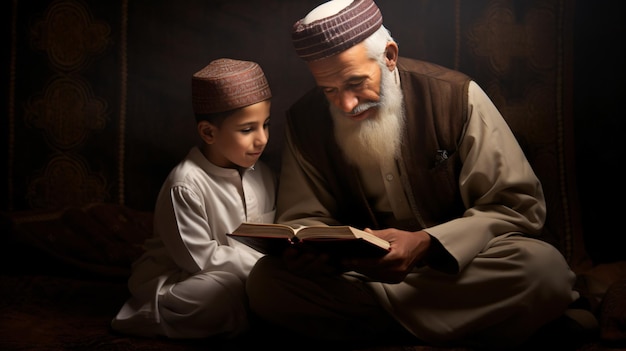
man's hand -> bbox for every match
[341,228,432,283]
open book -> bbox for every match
[227,222,391,258]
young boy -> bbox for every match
[111,58,276,339]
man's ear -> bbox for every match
[384,41,399,71]
[198,121,217,144]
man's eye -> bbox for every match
[348,81,364,89]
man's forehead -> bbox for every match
[307,44,375,85]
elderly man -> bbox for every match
[247,0,591,348]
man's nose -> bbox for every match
[333,90,359,113]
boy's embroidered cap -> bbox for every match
[192,58,271,114]
[292,0,383,62]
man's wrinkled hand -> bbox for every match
[340,228,431,283]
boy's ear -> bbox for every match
[198,121,216,144]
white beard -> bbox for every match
[331,65,405,168]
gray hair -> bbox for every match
[363,25,396,64]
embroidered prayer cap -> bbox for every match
[192,58,272,114]
[292,0,383,62]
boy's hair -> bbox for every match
[194,108,240,126]
[191,58,271,119]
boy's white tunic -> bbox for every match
[111,146,276,338]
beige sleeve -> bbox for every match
[275,125,343,227]
[425,81,547,273]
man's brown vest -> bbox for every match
[285,57,471,231]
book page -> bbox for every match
[297,226,390,250]
[296,226,356,238]
[228,223,390,257]
[231,222,295,238]
[347,227,391,250]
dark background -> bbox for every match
[572,1,625,264]
[1,0,624,266]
